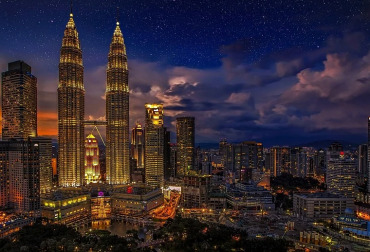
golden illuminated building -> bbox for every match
[105,21,130,184]
[58,11,85,187]
[41,186,163,225]
[1,61,37,140]
[144,104,165,188]
[84,134,100,184]
[34,137,53,194]
[131,122,145,169]
[176,117,195,176]
[42,192,90,227]
[91,196,111,222]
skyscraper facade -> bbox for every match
[1,61,37,140]
[131,123,145,169]
[58,12,85,187]
[144,104,165,188]
[270,146,291,177]
[327,156,356,198]
[358,144,368,185]
[1,139,40,213]
[84,134,100,184]
[34,137,53,194]
[223,141,263,182]
[176,117,195,176]
[0,142,9,209]
[106,21,130,184]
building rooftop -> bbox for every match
[112,185,160,195]
[294,192,352,199]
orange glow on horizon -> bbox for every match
[37,111,58,136]
[0,110,57,137]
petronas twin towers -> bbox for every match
[58,11,129,187]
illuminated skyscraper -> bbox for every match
[0,142,9,209]
[131,123,144,169]
[0,139,40,213]
[358,144,367,185]
[1,61,37,140]
[84,134,100,184]
[223,141,263,182]
[176,117,195,176]
[270,146,290,177]
[144,104,165,188]
[34,137,53,194]
[58,11,85,187]
[327,155,356,198]
[106,20,130,184]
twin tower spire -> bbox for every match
[58,9,129,187]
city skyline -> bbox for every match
[1,1,370,146]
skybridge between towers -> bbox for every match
[84,120,107,146]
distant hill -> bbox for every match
[196,142,219,150]
[295,139,360,150]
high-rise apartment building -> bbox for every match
[290,147,315,177]
[358,144,368,185]
[84,134,100,184]
[131,123,145,169]
[0,139,40,213]
[0,142,9,209]
[1,61,37,140]
[181,175,211,208]
[169,144,178,178]
[164,129,171,180]
[219,139,228,168]
[34,137,53,194]
[176,117,195,176]
[327,142,343,160]
[224,141,263,182]
[327,156,356,198]
[314,149,326,177]
[58,12,85,187]
[106,21,130,184]
[270,146,290,177]
[144,104,165,188]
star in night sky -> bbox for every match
[1,0,370,146]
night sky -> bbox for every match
[1,0,370,146]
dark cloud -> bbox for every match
[260,51,370,137]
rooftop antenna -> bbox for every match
[116,6,119,24]
[70,0,73,16]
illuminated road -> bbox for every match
[151,192,181,220]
